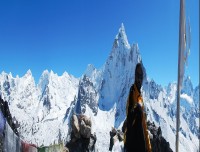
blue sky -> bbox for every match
[0,0,199,87]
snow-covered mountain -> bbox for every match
[0,24,199,152]
[0,70,79,146]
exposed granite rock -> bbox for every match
[109,121,173,152]
[66,114,96,152]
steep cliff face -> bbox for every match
[75,75,98,116]
[99,23,142,112]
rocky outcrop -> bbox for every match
[109,127,124,151]
[109,121,173,152]
[147,121,173,152]
[66,114,96,152]
[0,97,21,152]
[76,75,98,116]
[0,97,19,135]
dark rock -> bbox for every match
[71,115,80,139]
[0,97,19,136]
[80,120,91,139]
[109,128,124,151]
[75,75,98,116]
[80,115,92,127]
[147,121,173,152]
[66,114,96,152]
[109,121,173,152]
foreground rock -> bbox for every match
[65,114,96,152]
[147,121,173,152]
[109,127,124,152]
[109,121,173,152]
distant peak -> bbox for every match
[24,69,32,77]
[1,71,10,76]
[117,23,126,38]
[50,70,55,75]
[1,71,11,79]
[87,64,95,71]
[183,76,192,84]
[63,71,69,76]
[119,23,125,32]
[185,76,191,80]
[26,69,32,75]
[41,69,55,75]
[39,70,50,82]
[182,75,193,96]
[1,71,6,75]
[42,70,50,76]
[114,23,130,49]
[84,64,96,77]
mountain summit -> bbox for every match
[113,23,130,50]
[98,24,143,112]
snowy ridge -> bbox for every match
[0,70,79,146]
[0,24,199,152]
[143,78,199,152]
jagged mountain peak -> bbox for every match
[21,70,35,84]
[75,75,98,115]
[84,64,96,77]
[112,23,130,51]
[117,23,127,42]
[108,24,142,71]
[183,76,192,87]
[145,79,163,100]
[62,71,71,78]
[0,71,12,80]
[166,82,177,103]
[42,69,50,75]
[38,70,57,87]
[25,69,32,76]
[120,23,125,32]
[1,71,6,75]
[99,24,143,111]
[40,69,56,77]
[182,75,193,96]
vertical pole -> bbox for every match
[176,0,186,151]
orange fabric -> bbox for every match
[142,112,152,152]
[125,84,152,152]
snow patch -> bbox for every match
[180,93,193,104]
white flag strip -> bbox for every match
[186,17,191,67]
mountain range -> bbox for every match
[0,23,199,152]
